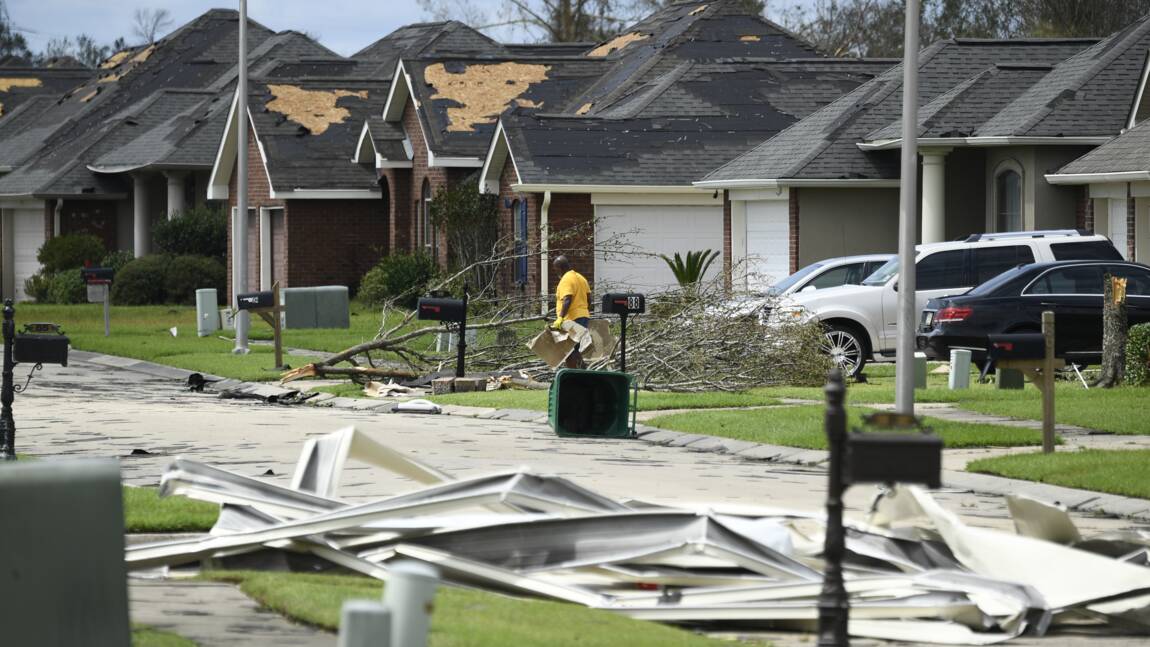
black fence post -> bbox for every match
[456,286,469,378]
[0,300,16,460]
[817,368,849,646]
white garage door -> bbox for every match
[12,208,45,302]
[746,200,790,287]
[594,204,723,292]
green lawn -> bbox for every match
[206,570,756,646]
[124,486,219,533]
[958,387,1150,435]
[968,450,1150,499]
[132,625,197,647]
[647,404,1051,449]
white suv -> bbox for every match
[773,230,1122,375]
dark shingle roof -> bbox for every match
[701,38,1097,184]
[0,66,93,119]
[1055,118,1150,176]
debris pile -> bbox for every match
[129,428,1150,644]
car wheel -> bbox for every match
[822,323,868,378]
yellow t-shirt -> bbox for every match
[556,270,591,321]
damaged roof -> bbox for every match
[0,66,93,120]
[700,38,1098,185]
[502,59,891,187]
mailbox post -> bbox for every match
[81,267,115,337]
[980,312,1060,453]
[236,282,284,369]
[417,287,468,377]
[600,293,645,372]
[817,369,942,646]
[0,300,69,460]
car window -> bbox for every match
[916,250,967,290]
[1026,265,1106,295]
[864,260,887,277]
[1051,240,1123,261]
[768,262,824,295]
[966,264,1030,296]
[1105,265,1150,296]
[971,245,1035,285]
[807,264,862,290]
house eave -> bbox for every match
[858,136,1113,151]
[511,183,709,194]
[1044,170,1150,185]
[273,188,383,199]
[693,178,901,190]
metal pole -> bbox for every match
[1042,310,1056,453]
[232,0,251,355]
[0,300,15,460]
[455,285,468,378]
[894,0,921,416]
[817,369,849,646]
[619,313,628,373]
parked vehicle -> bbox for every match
[771,230,1122,376]
[917,260,1150,364]
[724,254,893,318]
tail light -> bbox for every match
[935,306,973,323]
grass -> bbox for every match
[647,404,1051,449]
[123,486,219,533]
[968,450,1150,499]
[958,386,1150,435]
[205,570,756,646]
[132,625,197,647]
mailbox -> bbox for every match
[14,332,70,367]
[844,413,942,488]
[417,297,466,322]
[986,333,1047,361]
[237,291,274,311]
[601,293,646,315]
[80,267,115,284]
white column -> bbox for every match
[1,208,13,300]
[920,149,950,244]
[164,171,186,219]
[132,173,150,257]
[259,207,271,290]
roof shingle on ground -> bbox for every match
[700,38,1097,184]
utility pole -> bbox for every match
[232,0,251,355]
[895,0,920,415]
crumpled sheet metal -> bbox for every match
[129,426,1150,645]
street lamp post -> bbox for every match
[232,0,251,355]
[816,369,848,646]
[894,0,921,415]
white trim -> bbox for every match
[377,158,413,169]
[427,152,483,168]
[207,89,241,200]
[991,159,1025,233]
[88,163,210,174]
[0,198,43,209]
[249,111,275,199]
[353,121,376,164]
[0,166,11,173]
[539,190,552,315]
[1045,170,1150,185]
[858,136,1112,151]
[590,192,721,206]
[382,60,413,122]
[259,206,273,291]
[693,178,901,190]
[273,189,382,199]
[729,188,789,202]
[1129,51,1150,129]
[1089,183,1127,200]
[514,183,711,194]
[478,121,517,194]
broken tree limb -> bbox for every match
[1095,275,1128,388]
[281,364,419,384]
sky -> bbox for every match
[7,1,809,57]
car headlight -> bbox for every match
[768,305,808,325]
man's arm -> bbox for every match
[559,295,573,319]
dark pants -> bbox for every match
[566,318,591,369]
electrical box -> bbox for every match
[417,297,466,322]
[601,293,646,315]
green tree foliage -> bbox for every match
[153,206,228,262]
[36,233,106,274]
[358,253,440,308]
[0,0,30,63]
[428,179,499,290]
[164,255,226,305]
[659,249,720,287]
[1125,323,1150,386]
[111,255,172,306]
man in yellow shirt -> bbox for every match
[552,255,591,368]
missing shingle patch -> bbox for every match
[689,4,708,15]
[740,35,761,42]
[0,78,43,93]
[576,102,593,115]
[424,62,550,132]
[100,50,132,69]
[586,32,650,57]
[266,84,369,135]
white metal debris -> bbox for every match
[128,427,1150,644]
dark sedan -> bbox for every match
[917,260,1150,364]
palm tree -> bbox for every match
[659,249,720,287]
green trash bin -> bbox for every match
[549,369,635,438]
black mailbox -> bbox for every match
[81,267,115,284]
[844,413,942,488]
[601,293,646,315]
[987,333,1047,361]
[14,333,70,367]
[417,297,466,322]
[237,291,274,311]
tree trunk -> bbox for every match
[1095,275,1128,388]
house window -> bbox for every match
[995,167,1022,232]
[420,179,437,260]
[512,199,527,285]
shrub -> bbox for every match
[164,255,226,305]
[23,273,52,302]
[46,269,86,304]
[100,250,135,274]
[36,234,106,273]
[1126,323,1150,386]
[153,206,227,260]
[359,253,439,309]
[111,255,171,305]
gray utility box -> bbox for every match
[196,288,220,337]
[283,285,350,329]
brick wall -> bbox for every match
[788,188,800,274]
[548,193,594,294]
[381,169,412,253]
[1076,185,1091,231]
[227,128,283,299]
[495,159,540,296]
[400,103,450,262]
[285,198,387,291]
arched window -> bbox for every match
[995,165,1023,232]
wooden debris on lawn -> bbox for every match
[265,84,369,135]
[364,381,418,398]
[586,32,650,57]
[423,62,550,132]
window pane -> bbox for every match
[916,250,967,290]
[996,170,1022,232]
[1051,240,1124,261]
[1027,266,1105,295]
[807,264,857,290]
[971,245,1035,285]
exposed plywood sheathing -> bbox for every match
[740,35,761,42]
[79,89,98,103]
[101,50,132,69]
[423,62,551,132]
[265,84,369,135]
[576,102,593,115]
[689,4,708,15]
[586,32,650,58]
[0,78,43,92]
[131,45,156,65]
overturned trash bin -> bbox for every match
[549,369,634,438]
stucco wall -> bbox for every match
[796,187,900,266]
[943,147,986,240]
[1034,146,1094,231]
